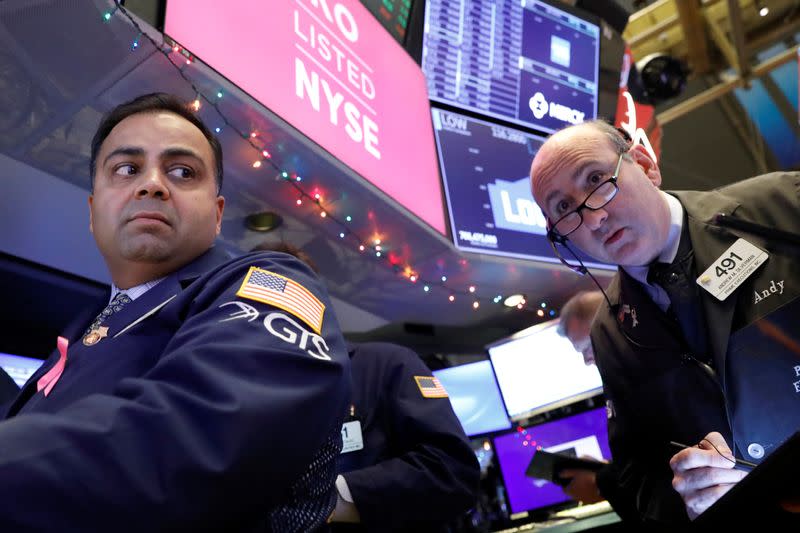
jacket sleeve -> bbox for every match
[0,254,350,531]
[342,345,480,530]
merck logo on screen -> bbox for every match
[528,92,585,125]
[487,177,547,235]
[294,0,381,160]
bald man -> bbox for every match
[530,120,800,525]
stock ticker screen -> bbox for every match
[431,108,611,268]
[422,0,600,134]
[360,0,413,43]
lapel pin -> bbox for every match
[83,326,109,346]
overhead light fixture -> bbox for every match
[755,0,769,16]
[245,211,283,232]
[504,294,526,308]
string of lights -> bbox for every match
[104,1,556,317]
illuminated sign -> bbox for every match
[165,0,446,234]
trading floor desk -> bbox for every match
[493,501,622,532]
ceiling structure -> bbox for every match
[0,0,797,359]
[624,0,799,171]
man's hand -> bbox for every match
[329,492,361,523]
[560,469,603,504]
[669,431,748,520]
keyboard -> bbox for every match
[551,500,613,520]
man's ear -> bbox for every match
[88,195,94,234]
[629,143,662,187]
[215,196,225,235]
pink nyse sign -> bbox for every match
[165,0,446,234]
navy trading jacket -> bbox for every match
[334,342,480,533]
[0,247,350,532]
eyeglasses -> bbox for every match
[547,153,624,241]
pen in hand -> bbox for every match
[669,441,757,471]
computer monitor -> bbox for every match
[493,407,611,516]
[433,360,512,437]
[487,319,603,421]
[422,0,601,134]
[431,107,614,269]
[0,353,44,387]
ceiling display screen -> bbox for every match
[422,0,601,134]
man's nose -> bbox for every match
[135,169,170,199]
[582,208,608,231]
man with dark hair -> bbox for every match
[0,93,350,531]
[530,119,800,525]
[89,92,224,193]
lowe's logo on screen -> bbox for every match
[528,92,585,125]
[488,177,547,235]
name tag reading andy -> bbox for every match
[696,238,768,301]
[340,421,364,454]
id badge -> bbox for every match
[696,238,768,301]
[340,420,364,454]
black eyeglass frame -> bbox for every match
[546,152,625,241]
[544,152,626,275]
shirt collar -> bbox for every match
[110,277,165,303]
[657,191,684,264]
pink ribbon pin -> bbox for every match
[37,336,68,397]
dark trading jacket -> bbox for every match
[334,342,480,533]
[0,246,351,532]
[590,172,800,526]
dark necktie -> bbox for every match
[647,230,712,364]
[84,292,132,337]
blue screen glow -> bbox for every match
[434,360,511,436]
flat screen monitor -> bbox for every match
[422,0,601,134]
[493,407,611,515]
[487,319,603,421]
[433,360,511,436]
[431,107,613,268]
[0,353,43,387]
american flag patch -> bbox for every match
[236,267,325,334]
[414,376,448,398]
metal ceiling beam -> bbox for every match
[716,91,770,173]
[706,13,741,71]
[627,13,679,48]
[746,15,800,54]
[657,44,799,124]
[675,0,712,74]
[725,0,750,77]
